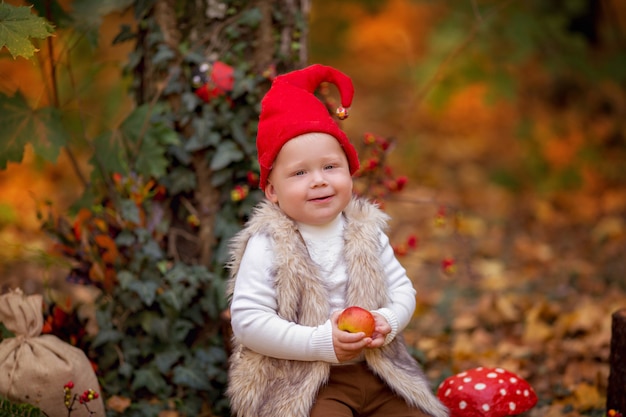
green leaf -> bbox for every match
[119,105,179,178]
[141,240,163,259]
[165,166,197,194]
[172,364,212,390]
[119,198,140,224]
[131,368,167,394]
[117,270,136,290]
[154,349,183,374]
[0,3,54,59]
[0,92,68,169]
[238,8,263,28]
[195,346,228,370]
[171,319,195,342]
[128,280,159,306]
[91,328,123,348]
[90,130,127,179]
[118,362,133,378]
[135,133,170,178]
[210,140,244,170]
[139,311,169,340]
[119,104,154,143]
[159,289,182,312]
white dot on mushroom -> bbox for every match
[487,372,497,378]
[445,388,451,397]
[509,402,516,411]
[510,377,518,383]
[463,377,472,383]
[459,401,467,409]
[475,383,486,390]
[500,388,507,395]
[482,404,490,411]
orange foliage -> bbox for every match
[0,148,85,232]
[0,6,136,239]
[345,0,436,76]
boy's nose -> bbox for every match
[311,170,328,187]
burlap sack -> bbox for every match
[0,289,105,417]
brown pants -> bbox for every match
[310,362,430,417]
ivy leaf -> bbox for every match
[171,319,194,342]
[128,280,159,306]
[0,3,54,59]
[119,199,141,224]
[172,364,212,390]
[131,368,167,394]
[119,104,179,178]
[135,131,172,178]
[90,328,123,348]
[154,349,183,374]
[0,92,67,169]
[210,140,244,170]
[90,130,127,179]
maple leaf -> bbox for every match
[0,91,68,169]
[0,3,54,59]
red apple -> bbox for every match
[337,306,375,337]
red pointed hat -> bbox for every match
[256,64,360,190]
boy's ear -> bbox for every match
[264,182,279,203]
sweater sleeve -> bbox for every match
[230,233,339,363]
[372,231,417,344]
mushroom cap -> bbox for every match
[436,367,538,417]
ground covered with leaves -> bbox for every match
[383,178,625,416]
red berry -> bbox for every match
[364,133,377,145]
[441,258,456,274]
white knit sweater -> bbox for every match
[230,213,416,363]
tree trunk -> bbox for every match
[607,308,626,414]
[132,0,309,268]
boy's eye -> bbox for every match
[324,164,335,170]
[294,170,305,176]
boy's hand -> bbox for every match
[367,312,391,348]
[331,311,372,362]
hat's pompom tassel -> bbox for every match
[336,106,349,120]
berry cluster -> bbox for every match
[63,381,99,416]
[230,184,250,202]
[608,410,623,417]
[441,258,456,275]
[229,172,257,203]
[393,234,418,256]
[354,132,409,202]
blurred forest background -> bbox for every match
[1,0,626,416]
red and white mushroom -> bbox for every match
[436,367,538,417]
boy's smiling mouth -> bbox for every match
[309,195,333,202]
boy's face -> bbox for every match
[265,132,353,226]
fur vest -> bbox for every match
[226,197,448,417]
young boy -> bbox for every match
[226,64,448,417]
